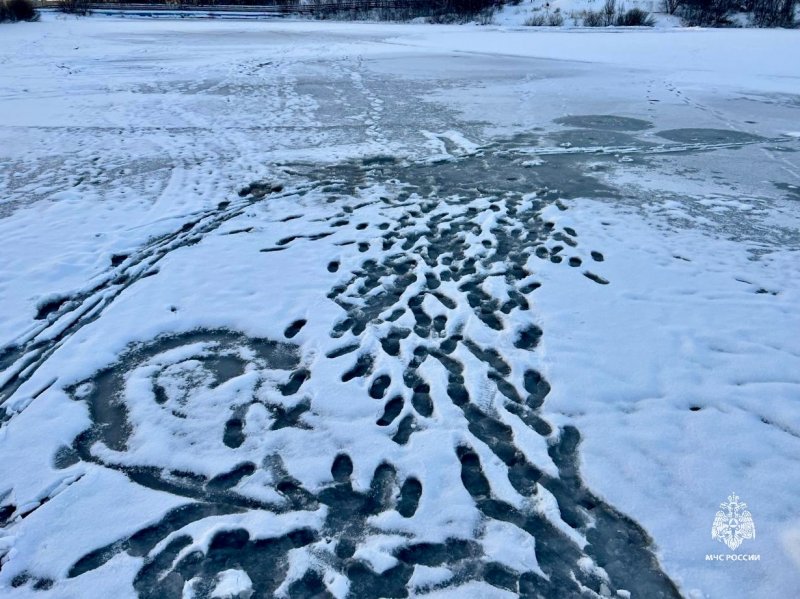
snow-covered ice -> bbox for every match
[0,13,799,599]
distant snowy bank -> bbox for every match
[22,0,800,28]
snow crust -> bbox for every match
[1,13,799,599]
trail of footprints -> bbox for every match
[312,159,675,597]
[5,129,681,598]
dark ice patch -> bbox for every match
[554,115,653,131]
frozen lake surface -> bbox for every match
[1,16,799,599]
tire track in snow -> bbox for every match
[0,182,305,423]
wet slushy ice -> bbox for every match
[4,116,795,598]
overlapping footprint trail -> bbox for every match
[307,133,680,597]
[8,122,711,598]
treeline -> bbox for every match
[667,0,797,26]
[53,0,799,26]
[1,0,38,20]
[312,0,497,21]
[524,0,796,27]
[72,0,498,20]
